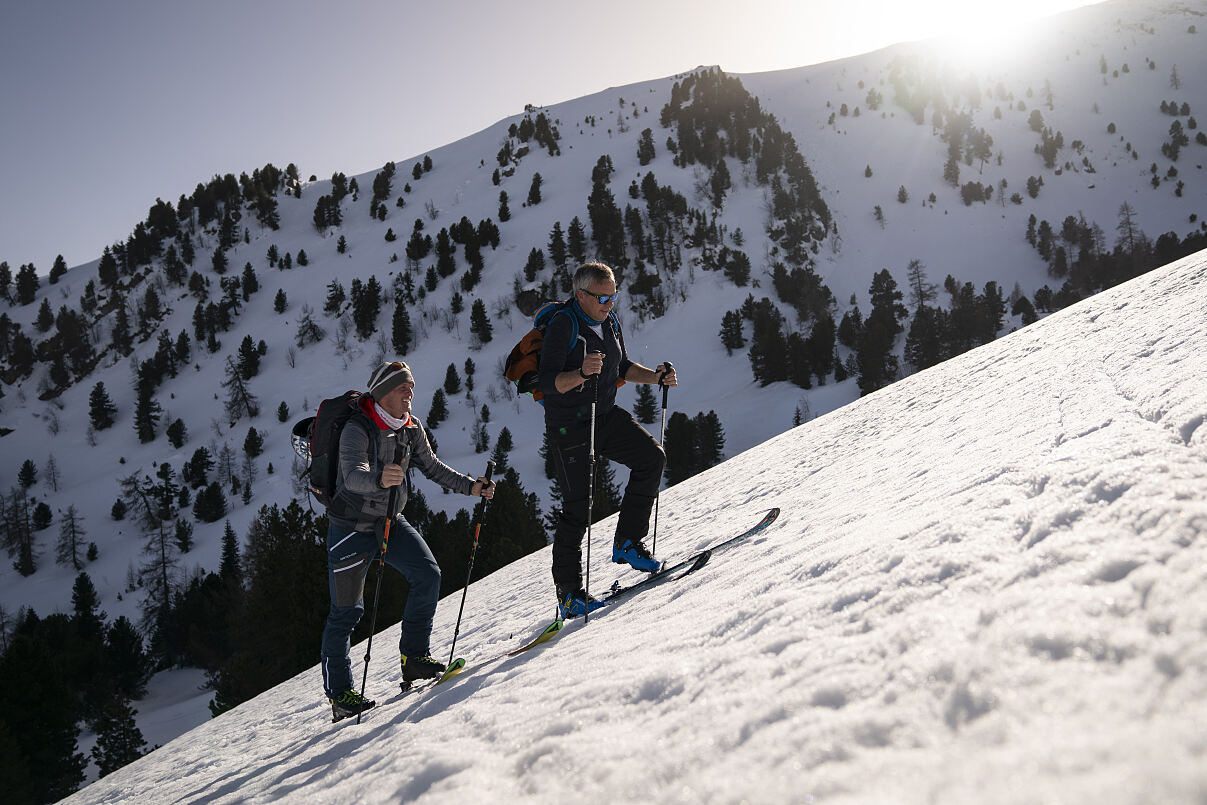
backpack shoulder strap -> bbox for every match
[559,303,581,356]
[609,310,626,353]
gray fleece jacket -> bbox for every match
[332,401,475,532]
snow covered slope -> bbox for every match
[65,249,1207,803]
[5,0,1205,631]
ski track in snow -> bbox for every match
[63,251,1207,803]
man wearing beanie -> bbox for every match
[321,360,495,720]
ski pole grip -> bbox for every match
[660,361,674,406]
[483,460,495,483]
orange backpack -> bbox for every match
[504,300,625,404]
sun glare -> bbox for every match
[929,13,1035,67]
[918,0,1106,68]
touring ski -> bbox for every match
[507,619,564,655]
[606,507,780,601]
[400,657,466,693]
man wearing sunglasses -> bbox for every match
[538,262,678,617]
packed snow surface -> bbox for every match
[65,251,1207,803]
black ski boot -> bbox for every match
[329,689,376,722]
[401,654,446,684]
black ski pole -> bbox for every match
[356,437,404,724]
[584,369,599,624]
[448,460,495,666]
[651,361,673,557]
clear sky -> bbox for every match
[0,0,1104,272]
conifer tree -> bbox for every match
[32,501,53,532]
[222,357,260,422]
[435,229,457,278]
[36,298,54,332]
[747,301,788,385]
[0,629,86,800]
[856,269,907,395]
[904,304,946,372]
[695,411,726,471]
[49,254,68,284]
[5,489,36,575]
[352,275,382,339]
[14,263,39,305]
[905,259,937,310]
[637,127,657,165]
[220,520,243,588]
[524,247,546,282]
[133,386,161,443]
[243,426,264,457]
[106,615,152,699]
[166,418,187,449]
[237,334,261,379]
[208,501,326,715]
[119,471,179,657]
[568,217,587,264]
[548,221,568,268]
[634,384,657,424]
[443,363,462,395]
[294,304,326,348]
[44,455,61,493]
[194,482,227,524]
[18,458,38,488]
[587,161,626,267]
[719,310,745,355]
[392,299,412,355]
[174,517,194,553]
[211,247,229,275]
[470,298,493,345]
[490,427,514,473]
[56,505,87,570]
[111,305,134,355]
[527,172,543,205]
[241,263,259,298]
[475,466,547,579]
[427,388,448,428]
[90,696,148,777]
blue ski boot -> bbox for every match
[612,539,664,573]
[556,584,606,619]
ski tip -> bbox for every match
[435,658,467,685]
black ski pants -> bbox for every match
[548,405,665,589]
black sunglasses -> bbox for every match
[579,289,620,305]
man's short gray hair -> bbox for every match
[573,262,615,293]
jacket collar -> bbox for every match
[358,396,413,430]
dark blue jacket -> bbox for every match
[537,300,632,430]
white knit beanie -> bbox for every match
[367,361,414,398]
